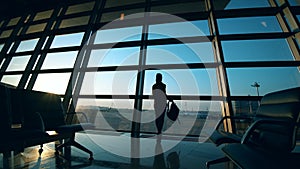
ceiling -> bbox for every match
[0,0,65,18]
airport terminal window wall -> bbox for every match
[0,0,299,137]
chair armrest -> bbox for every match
[66,111,90,124]
[241,118,294,144]
[215,115,254,130]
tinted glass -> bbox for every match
[218,16,282,34]
[227,67,300,96]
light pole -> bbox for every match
[251,82,260,96]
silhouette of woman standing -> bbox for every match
[152,73,167,134]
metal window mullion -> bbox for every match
[206,0,234,133]
[64,0,104,113]
[131,0,151,138]
[0,15,29,80]
[270,0,300,65]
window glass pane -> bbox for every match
[59,16,90,28]
[143,69,219,96]
[1,29,13,38]
[151,1,206,14]
[76,99,133,131]
[80,71,137,95]
[65,2,95,15]
[232,100,259,116]
[105,0,145,8]
[7,17,20,27]
[88,47,140,67]
[1,75,22,87]
[41,51,77,69]
[141,100,222,137]
[33,10,53,21]
[94,26,142,44]
[16,39,39,52]
[227,67,300,96]
[33,73,71,94]
[146,43,214,64]
[26,23,47,34]
[148,20,210,40]
[288,0,300,6]
[100,8,144,23]
[222,39,295,62]
[50,32,84,48]
[214,0,270,10]
[218,16,282,34]
[231,99,258,135]
[6,56,30,71]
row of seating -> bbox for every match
[207,87,300,169]
[0,83,94,168]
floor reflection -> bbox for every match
[0,132,242,169]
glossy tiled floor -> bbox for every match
[0,131,240,169]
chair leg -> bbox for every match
[206,156,230,169]
[55,140,70,152]
[3,151,11,168]
[55,135,93,160]
[39,144,43,155]
[72,141,94,160]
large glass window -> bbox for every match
[222,39,295,61]
[218,16,282,34]
[50,32,84,48]
[0,29,13,38]
[227,67,300,96]
[7,17,20,27]
[148,20,210,39]
[140,100,222,136]
[214,0,270,10]
[76,98,133,131]
[6,56,31,71]
[26,23,47,34]
[65,2,95,15]
[288,0,300,6]
[146,43,214,64]
[80,71,137,95]
[88,47,140,67]
[33,73,71,94]
[41,51,78,69]
[100,8,144,23]
[1,75,22,87]
[143,69,219,96]
[33,10,53,21]
[59,16,90,28]
[0,0,299,138]
[94,26,142,44]
[16,39,39,52]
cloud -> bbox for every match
[261,21,267,27]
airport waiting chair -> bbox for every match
[13,89,95,160]
[206,87,300,168]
